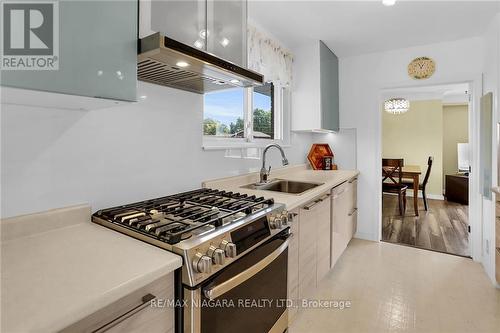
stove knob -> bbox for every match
[221,240,237,258]
[213,248,226,265]
[281,211,289,225]
[207,245,226,265]
[192,253,212,274]
[271,216,283,229]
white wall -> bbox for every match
[481,12,500,284]
[339,37,484,245]
[0,82,315,218]
[312,129,357,170]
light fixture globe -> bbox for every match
[383,0,396,6]
[384,98,410,114]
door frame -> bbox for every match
[377,76,482,262]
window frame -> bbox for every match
[202,81,290,150]
[252,82,275,140]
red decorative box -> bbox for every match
[307,144,334,170]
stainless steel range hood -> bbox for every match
[138,33,264,94]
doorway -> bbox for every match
[380,83,472,257]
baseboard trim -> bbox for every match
[385,191,444,201]
[353,231,376,241]
[406,190,444,200]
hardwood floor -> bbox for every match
[382,194,470,257]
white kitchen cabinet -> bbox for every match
[331,177,358,268]
[292,40,339,131]
[287,209,299,324]
[297,191,331,300]
[287,178,357,322]
[298,201,317,300]
[61,273,174,333]
[316,193,333,282]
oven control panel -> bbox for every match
[176,204,289,287]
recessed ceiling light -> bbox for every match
[176,61,189,68]
[230,79,240,84]
[194,39,204,49]
[382,0,396,6]
[220,37,230,47]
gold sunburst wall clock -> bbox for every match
[408,57,436,79]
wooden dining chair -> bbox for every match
[382,158,408,216]
[403,156,433,211]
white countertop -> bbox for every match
[1,205,182,333]
[203,165,359,210]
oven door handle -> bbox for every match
[203,238,290,300]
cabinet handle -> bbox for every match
[303,193,330,210]
[348,178,358,184]
[303,200,321,210]
[93,293,156,333]
[348,208,358,217]
[319,193,331,201]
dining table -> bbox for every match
[383,165,422,216]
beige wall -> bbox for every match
[382,100,443,196]
[443,104,469,187]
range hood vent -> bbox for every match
[138,33,264,94]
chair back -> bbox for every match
[382,158,404,185]
[422,156,433,187]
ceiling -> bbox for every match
[382,83,470,103]
[248,0,500,57]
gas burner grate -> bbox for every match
[93,188,274,244]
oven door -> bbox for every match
[184,230,289,333]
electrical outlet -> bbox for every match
[485,239,490,254]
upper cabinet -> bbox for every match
[1,1,137,102]
[140,0,247,67]
[292,41,339,132]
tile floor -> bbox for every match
[289,239,500,333]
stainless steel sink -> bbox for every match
[241,179,324,195]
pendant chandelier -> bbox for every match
[384,98,410,114]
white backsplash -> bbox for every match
[1,82,317,218]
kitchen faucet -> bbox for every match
[259,144,289,184]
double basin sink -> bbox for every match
[241,179,324,195]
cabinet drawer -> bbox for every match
[61,273,174,333]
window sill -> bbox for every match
[202,139,290,151]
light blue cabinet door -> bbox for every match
[1,1,137,101]
[320,41,339,131]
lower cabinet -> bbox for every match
[61,273,174,333]
[287,176,358,326]
[315,193,333,283]
[287,209,300,324]
[331,178,357,268]
[297,191,331,299]
[297,199,318,300]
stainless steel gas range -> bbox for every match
[92,188,291,333]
